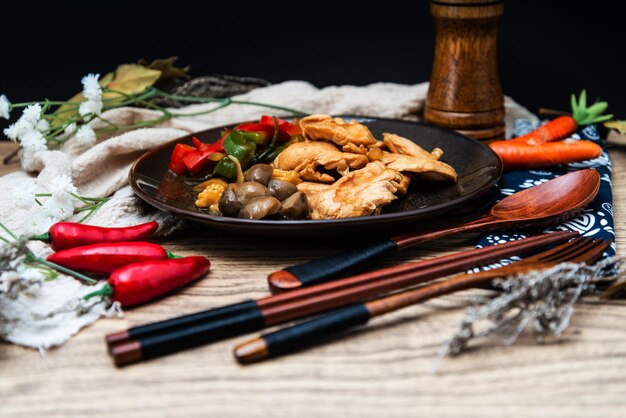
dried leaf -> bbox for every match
[138,56,190,87]
[605,120,626,134]
[52,64,161,125]
[105,64,161,96]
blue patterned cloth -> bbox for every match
[474,121,614,270]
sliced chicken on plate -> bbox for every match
[300,114,377,153]
[272,141,368,183]
[307,161,404,219]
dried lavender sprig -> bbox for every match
[438,257,623,359]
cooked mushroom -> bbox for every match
[238,196,282,220]
[280,191,309,219]
[218,184,242,217]
[268,179,297,201]
[235,181,270,205]
[244,164,274,186]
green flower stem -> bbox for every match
[69,193,110,203]
[9,101,80,108]
[94,113,171,135]
[103,88,166,113]
[95,115,121,128]
[29,255,97,285]
[0,220,18,240]
[77,208,99,223]
[40,101,51,114]
[45,119,79,140]
[100,89,158,111]
[74,205,102,213]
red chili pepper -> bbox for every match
[31,221,159,251]
[47,242,172,274]
[168,143,196,175]
[83,256,211,307]
[183,134,227,174]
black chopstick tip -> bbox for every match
[233,337,270,365]
[110,340,142,367]
[267,270,302,294]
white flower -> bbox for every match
[0,95,10,119]
[64,123,77,136]
[43,193,75,219]
[75,125,96,147]
[79,98,103,117]
[15,182,38,210]
[3,104,43,142]
[19,130,48,170]
[79,73,103,117]
[49,174,77,196]
[36,119,49,133]
[20,130,47,152]
[4,123,20,141]
[21,104,42,125]
[24,211,56,235]
[81,73,101,100]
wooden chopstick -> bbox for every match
[107,231,575,350]
[234,238,610,364]
[108,231,577,366]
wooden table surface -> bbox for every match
[2,141,626,418]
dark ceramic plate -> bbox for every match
[129,116,502,237]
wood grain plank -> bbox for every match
[1,141,626,418]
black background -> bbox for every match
[1,0,624,126]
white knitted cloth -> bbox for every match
[0,81,535,349]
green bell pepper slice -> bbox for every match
[223,131,255,167]
[213,157,237,179]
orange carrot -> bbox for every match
[509,115,577,145]
[510,90,611,145]
[490,90,611,170]
[489,139,602,170]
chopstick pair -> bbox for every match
[106,231,577,366]
[235,237,610,364]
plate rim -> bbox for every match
[129,115,503,228]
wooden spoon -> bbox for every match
[268,169,601,291]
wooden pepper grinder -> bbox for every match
[425,0,505,140]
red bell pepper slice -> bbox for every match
[183,134,227,175]
[235,121,288,142]
[259,115,302,136]
[168,143,196,175]
[192,134,226,153]
[235,123,274,135]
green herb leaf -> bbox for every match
[586,101,608,116]
[570,90,610,126]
